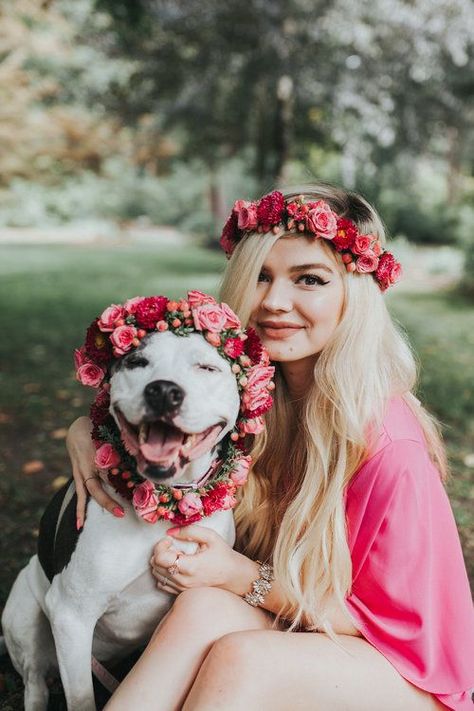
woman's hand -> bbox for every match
[149,525,259,597]
[66,416,124,529]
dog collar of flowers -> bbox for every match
[220,191,402,291]
[74,291,274,527]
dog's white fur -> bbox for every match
[2,331,240,711]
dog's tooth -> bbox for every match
[139,423,147,444]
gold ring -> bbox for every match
[167,556,181,576]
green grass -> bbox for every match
[0,243,472,608]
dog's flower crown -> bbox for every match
[74,291,274,527]
[220,191,402,291]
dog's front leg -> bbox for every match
[45,577,108,711]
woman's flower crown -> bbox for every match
[220,191,402,291]
[74,291,274,526]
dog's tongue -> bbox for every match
[140,423,184,464]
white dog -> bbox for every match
[2,329,241,711]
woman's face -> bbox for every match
[249,236,345,368]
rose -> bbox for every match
[305,200,338,240]
[372,240,382,256]
[376,252,402,291]
[98,304,125,332]
[133,480,160,523]
[187,290,217,308]
[233,200,258,231]
[76,361,105,388]
[230,456,251,486]
[355,252,380,273]
[192,304,227,332]
[110,325,137,355]
[352,235,373,255]
[221,302,241,330]
[178,492,204,518]
[223,337,244,358]
[85,320,113,363]
[240,416,265,435]
[95,443,121,470]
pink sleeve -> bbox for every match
[345,440,474,709]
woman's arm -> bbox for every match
[66,416,124,528]
[151,525,361,637]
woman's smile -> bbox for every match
[257,319,305,340]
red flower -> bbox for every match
[223,337,244,358]
[90,388,111,428]
[85,319,113,364]
[256,191,285,230]
[242,394,273,419]
[201,484,236,516]
[244,327,264,365]
[134,296,168,329]
[172,511,203,527]
[333,218,358,251]
[286,201,307,222]
[220,211,239,255]
[376,252,402,291]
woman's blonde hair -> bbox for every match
[219,183,448,633]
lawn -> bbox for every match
[0,241,472,706]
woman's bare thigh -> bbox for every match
[185,629,445,711]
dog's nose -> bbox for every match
[144,380,184,415]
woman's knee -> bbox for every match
[204,630,271,678]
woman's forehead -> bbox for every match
[262,235,337,270]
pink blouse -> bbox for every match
[345,397,474,710]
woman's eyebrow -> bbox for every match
[289,263,334,274]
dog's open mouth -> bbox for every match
[115,409,224,478]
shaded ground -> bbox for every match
[0,241,472,708]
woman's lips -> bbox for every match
[258,321,304,340]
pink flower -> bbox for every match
[110,325,137,355]
[178,492,204,518]
[305,200,337,240]
[242,389,272,413]
[187,290,217,308]
[192,304,227,333]
[133,480,160,523]
[95,443,121,470]
[74,346,87,369]
[376,252,402,291]
[240,416,265,435]
[352,235,373,255]
[123,296,145,314]
[98,304,126,332]
[76,362,106,388]
[233,200,258,231]
[245,365,275,395]
[223,337,244,358]
[230,455,251,486]
[355,252,380,273]
[221,302,241,330]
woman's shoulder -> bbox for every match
[347,396,436,499]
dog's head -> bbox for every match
[109,331,240,482]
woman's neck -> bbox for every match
[279,356,316,401]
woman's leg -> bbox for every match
[104,588,274,711]
[183,629,445,711]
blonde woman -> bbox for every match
[67,185,474,710]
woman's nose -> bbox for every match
[260,280,292,312]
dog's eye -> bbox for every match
[125,355,149,369]
[197,364,221,373]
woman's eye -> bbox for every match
[257,271,270,282]
[297,274,329,286]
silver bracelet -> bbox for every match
[243,561,274,607]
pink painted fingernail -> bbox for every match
[113,506,125,518]
[76,517,83,531]
[166,527,179,536]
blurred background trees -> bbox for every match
[0,0,473,286]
